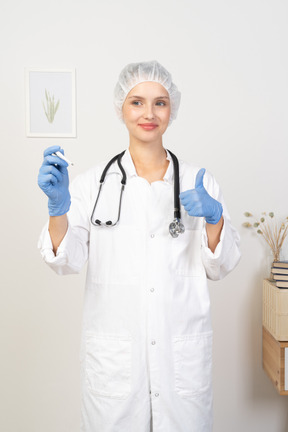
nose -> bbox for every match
[144,103,155,120]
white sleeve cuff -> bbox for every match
[37,221,74,267]
[201,215,241,280]
[201,217,226,259]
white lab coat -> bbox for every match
[38,148,241,432]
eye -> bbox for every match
[132,101,142,106]
[156,101,166,106]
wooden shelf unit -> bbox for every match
[262,279,288,395]
[262,326,288,395]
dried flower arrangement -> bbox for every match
[243,212,288,262]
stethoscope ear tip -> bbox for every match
[94,219,114,226]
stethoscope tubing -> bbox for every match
[90,149,183,233]
[166,149,181,220]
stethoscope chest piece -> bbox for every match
[169,218,185,238]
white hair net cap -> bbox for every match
[113,60,181,126]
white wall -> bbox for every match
[1,0,288,431]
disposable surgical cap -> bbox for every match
[113,60,181,126]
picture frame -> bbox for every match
[26,68,76,138]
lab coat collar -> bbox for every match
[111,147,174,185]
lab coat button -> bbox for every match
[155,393,159,397]
[151,340,156,345]
[150,234,155,238]
[150,288,154,292]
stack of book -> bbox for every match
[271,261,288,288]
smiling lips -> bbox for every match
[139,123,158,130]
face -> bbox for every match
[122,81,171,144]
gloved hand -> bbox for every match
[38,145,71,216]
[179,168,223,224]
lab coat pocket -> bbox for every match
[85,332,132,399]
[172,331,213,398]
[171,229,205,277]
[90,225,143,284]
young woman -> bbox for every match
[38,60,240,432]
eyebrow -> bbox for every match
[127,95,170,99]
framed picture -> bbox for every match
[26,69,76,137]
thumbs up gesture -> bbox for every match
[179,168,223,224]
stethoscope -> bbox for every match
[90,149,185,238]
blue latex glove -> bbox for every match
[38,145,71,216]
[179,168,223,224]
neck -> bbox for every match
[128,141,169,184]
[129,139,167,170]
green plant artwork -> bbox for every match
[42,89,60,123]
